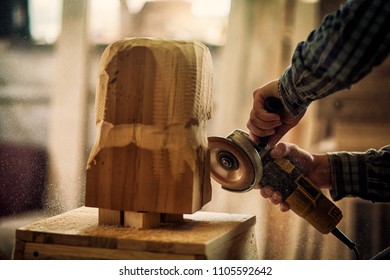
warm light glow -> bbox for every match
[191,0,231,17]
[90,0,121,43]
[28,0,63,44]
[300,0,319,3]
[126,0,231,17]
[125,0,147,14]
[28,0,231,45]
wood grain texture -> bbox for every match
[13,207,257,260]
[85,38,213,214]
[123,211,161,229]
[98,208,123,225]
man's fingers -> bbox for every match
[260,187,283,206]
[280,202,291,212]
[260,187,273,198]
[270,142,288,158]
[270,192,283,205]
[247,115,281,139]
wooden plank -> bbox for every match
[85,38,213,215]
[20,229,258,260]
[11,239,25,260]
[207,227,258,260]
[22,242,199,260]
[13,207,256,259]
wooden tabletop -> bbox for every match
[15,207,256,259]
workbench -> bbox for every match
[13,207,258,260]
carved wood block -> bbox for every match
[85,38,213,215]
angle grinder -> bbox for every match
[208,97,360,258]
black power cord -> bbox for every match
[332,227,361,259]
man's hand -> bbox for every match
[246,80,306,147]
[259,142,332,212]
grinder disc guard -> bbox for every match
[208,130,263,192]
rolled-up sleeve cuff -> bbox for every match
[327,151,366,201]
[278,66,312,116]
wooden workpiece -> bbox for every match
[85,38,213,220]
[12,39,258,260]
[13,207,258,260]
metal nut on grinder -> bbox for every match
[208,130,262,192]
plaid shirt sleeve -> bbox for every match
[327,146,390,202]
[279,0,390,116]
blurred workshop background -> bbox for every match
[1,0,389,260]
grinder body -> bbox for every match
[259,146,342,234]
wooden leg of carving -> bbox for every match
[124,211,161,229]
[99,209,183,228]
[98,208,124,226]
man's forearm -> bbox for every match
[279,0,390,116]
[328,146,390,202]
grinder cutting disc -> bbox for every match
[208,130,263,192]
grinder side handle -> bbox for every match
[258,97,284,148]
